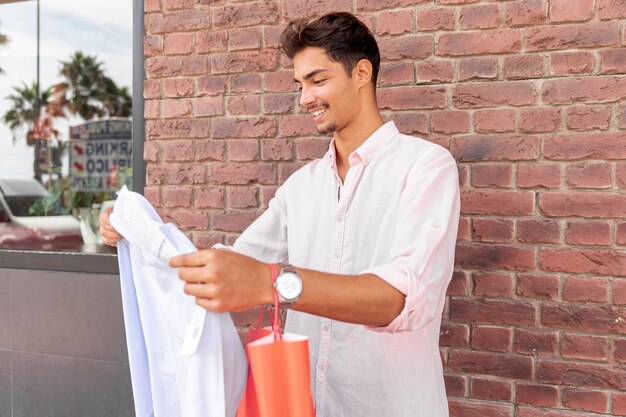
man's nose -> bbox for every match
[299,86,314,108]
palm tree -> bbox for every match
[0,22,9,75]
[2,81,51,145]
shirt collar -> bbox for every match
[324,121,399,169]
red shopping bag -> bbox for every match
[236,265,315,417]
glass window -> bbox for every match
[0,0,134,253]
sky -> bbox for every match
[0,0,133,178]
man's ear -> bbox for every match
[352,59,373,89]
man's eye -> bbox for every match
[313,79,326,85]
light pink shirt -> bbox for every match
[230,121,460,417]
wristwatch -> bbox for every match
[273,264,303,308]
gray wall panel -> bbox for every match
[12,351,133,417]
[0,273,10,349]
[10,269,127,362]
[0,350,10,417]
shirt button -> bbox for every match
[333,251,340,259]
[319,363,326,370]
[322,323,330,331]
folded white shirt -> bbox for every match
[110,186,247,417]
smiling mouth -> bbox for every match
[309,106,328,118]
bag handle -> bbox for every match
[254,264,283,341]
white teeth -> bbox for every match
[311,108,327,117]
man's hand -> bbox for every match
[99,207,123,247]
[169,249,274,312]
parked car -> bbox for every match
[0,177,83,250]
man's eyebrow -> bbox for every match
[294,68,328,83]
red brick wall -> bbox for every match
[143,0,626,415]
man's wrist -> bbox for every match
[262,263,276,305]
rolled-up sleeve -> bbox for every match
[362,150,460,333]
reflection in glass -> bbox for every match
[0,0,132,252]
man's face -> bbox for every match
[293,47,360,135]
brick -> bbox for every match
[144,79,161,99]
[160,98,192,119]
[473,109,516,133]
[515,329,558,355]
[564,276,609,302]
[537,359,626,390]
[196,30,227,54]
[453,82,536,108]
[471,165,513,188]
[284,0,352,19]
[566,221,611,245]
[526,22,619,52]
[228,140,258,162]
[452,135,540,161]
[440,322,470,348]
[450,298,536,326]
[566,162,611,188]
[208,163,275,185]
[212,116,277,139]
[417,8,455,31]
[213,2,278,27]
[144,141,159,162]
[227,95,260,115]
[227,187,257,209]
[437,29,521,56]
[146,119,210,139]
[162,209,208,230]
[619,223,626,245]
[470,378,512,401]
[448,399,514,417]
[447,270,469,295]
[146,9,210,33]
[503,55,544,79]
[517,164,561,188]
[260,185,278,208]
[473,272,514,297]
[545,76,626,105]
[472,326,512,352]
[162,140,193,162]
[542,248,626,276]
[600,48,626,74]
[617,338,626,362]
[519,108,561,133]
[461,190,535,215]
[212,50,278,74]
[457,166,468,188]
[616,279,626,304]
[212,211,259,233]
[144,186,160,207]
[378,63,415,86]
[163,33,193,55]
[195,140,225,162]
[516,383,558,407]
[549,51,594,76]
[617,392,626,416]
[264,71,296,93]
[459,4,499,29]
[228,27,261,51]
[432,111,470,134]
[378,35,433,60]
[163,78,193,98]
[144,100,159,119]
[505,0,547,27]
[263,93,295,115]
[295,139,329,160]
[146,56,208,78]
[194,96,224,117]
[539,192,626,218]
[279,162,307,182]
[144,35,163,57]
[543,133,626,160]
[566,105,612,130]
[542,303,626,333]
[357,0,428,11]
[517,407,589,417]
[195,188,225,209]
[260,139,293,161]
[197,76,226,96]
[598,0,626,19]
[147,163,206,185]
[517,219,560,243]
[437,0,479,3]
[561,388,608,413]
[448,351,533,380]
[458,58,498,81]
[517,274,559,300]
[471,217,514,242]
[279,114,318,137]
[162,186,192,208]
[562,333,608,361]
[415,60,454,83]
[444,374,467,397]
[620,105,626,129]
[145,0,160,13]
[378,86,447,110]
[377,9,413,35]
[550,0,594,22]
[230,74,261,94]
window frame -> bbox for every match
[0,0,145,274]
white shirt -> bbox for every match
[111,187,247,417]
[226,121,460,417]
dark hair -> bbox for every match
[280,12,381,88]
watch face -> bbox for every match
[276,271,302,301]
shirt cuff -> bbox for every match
[360,264,412,333]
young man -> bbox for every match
[101,12,460,417]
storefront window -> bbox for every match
[0,0,134,253]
